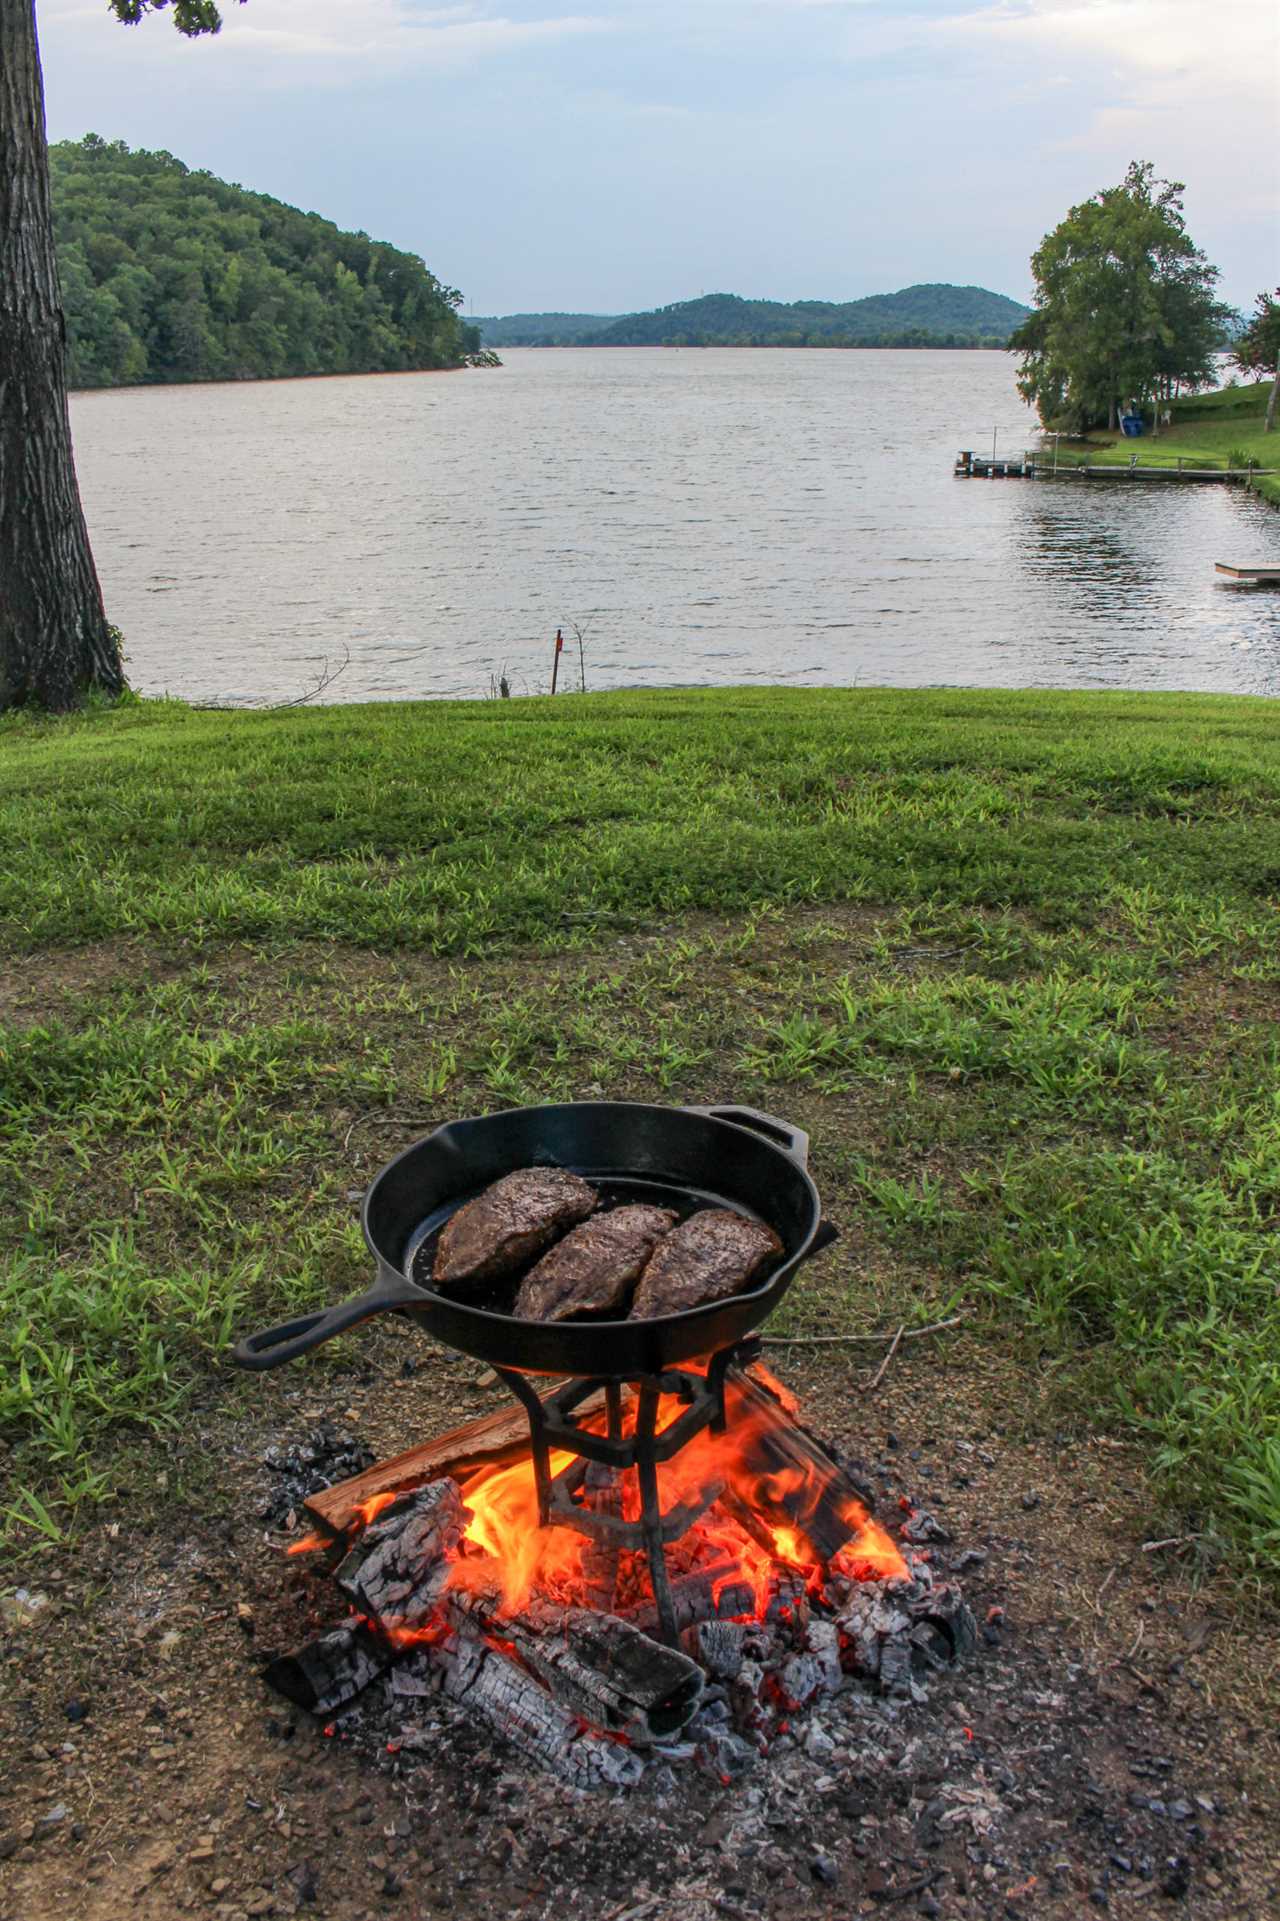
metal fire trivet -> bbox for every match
[493,1337,761,1645]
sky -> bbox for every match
[36,0,1280,316]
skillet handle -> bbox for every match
[684,1104,810,1169]
[231,1273,426,1371]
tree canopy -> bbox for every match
[52,136,478,388]
[1011,162,1228,432]
[1232,288,1280,431]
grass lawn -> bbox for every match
[1067,379,1280,505]
[1,686,1278,1590]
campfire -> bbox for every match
[236,1102,976,1786]
[266,1350,973,1788]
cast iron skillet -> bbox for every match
[232,1102,836,1378]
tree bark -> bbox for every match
[0,1,122,710]
[1266,377,1278,433]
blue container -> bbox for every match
[1120,414,1144,437]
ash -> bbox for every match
[307,1537,987,1920]
[257,1424,375,1526]
[320,1533,974,1793]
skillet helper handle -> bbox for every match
[231,1273,424,1371]
[684,1103,810,1169]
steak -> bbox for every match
[514,1204,678,1322]
[432,1168,597,1292]
[630,1208,782,1320]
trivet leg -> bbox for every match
[635,1381,678,1647]
[494,1366,554,1526]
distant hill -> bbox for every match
[477,285,1029,349]
[52,135,479,389]
[470,311,621,346]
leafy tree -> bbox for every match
[1012,162,1227,433]
[48,138,476,390]
[1232,289,1280,432]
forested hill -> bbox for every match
[51,136,480,390]
[477,284,1029,348]
[471,311,617,346]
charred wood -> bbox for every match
[335,1480,468,1633]
[446,1587,704,1742]
[618,1566,755,1640]
[833,1574,975,1695]
[681,1618,772,1681]
[431,1630,645,1789]
[264,1623,389,1715]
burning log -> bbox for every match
[579,1462,622,1612]
[618,1565,755,1640]
[761,1567,810,1627]
[335,1480,468,1633]
[720,1365,880,1567]
[432,1630,645,1790]
[264,1623,389,1715]
[447,1588,705,1742]
[302,1387,623,1540]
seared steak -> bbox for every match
[432,1168,597,1291]
[514,1204,678,1322]
[630,1208,782,1320]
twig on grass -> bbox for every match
[866,1322,905,1393]
[189,644,352,712]
[1141,1534,1201,1554]
[761,1312,969,1348]
[268,644,352,710]
[342,1110,441,1152]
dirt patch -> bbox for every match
[2,1335,1276,1921]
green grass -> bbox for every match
[1066,378,1280,504]
[1,687,1279,1584]
[3,688,1279,952]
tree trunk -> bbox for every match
[0,1,122,710]
[1267,377,1278,433]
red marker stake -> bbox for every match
[551,627,564,695]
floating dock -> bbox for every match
[1215,562,1280,585]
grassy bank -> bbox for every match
[1,688,1278,1583]
[1066,379,1280,505]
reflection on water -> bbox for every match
[68,349,1280,705]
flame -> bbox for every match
[315,1365,908,1636]
[449,1448,587,1614]
[286,1488,415,1557]
[748,1360,802,1418]
[286,1531,328,1558]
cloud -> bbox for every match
[938,0,1276,100]
[40,0,613,75]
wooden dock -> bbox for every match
[954,451,1036,478]
[1070,464,1275,482]
[1215,562,1280,585]
[954,451,1276,485]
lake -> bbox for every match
[68,349,1280,706]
